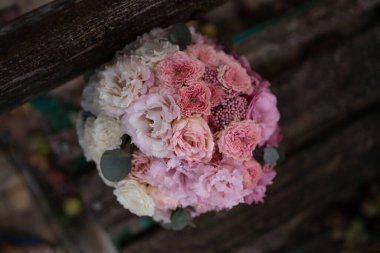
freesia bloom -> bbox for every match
[122,88,180,158]
[155,52,205,87]
[171,117,214,162]
[114,179,155,216]
[196,160,249,210]
[218,62,253,94]
[98,56,154,117]
[178,81,211,117]
[187,44,219,67]
[246,88,280,145]
[217,120,261,161]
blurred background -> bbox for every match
[0,0,379,252]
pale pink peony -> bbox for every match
[245,165,276,204]
[242,160,263,190]
[156,52,205,87]
[128,151,151,184]
[217,120,261,161]
[178,81,211,117]
[147,157,200,207]
[98,56,154,117]
[122,88,180,158]
[187,44,219,67]
[196,160,250,210]
[246,88,280,146]
[171,117,214,162]
[217,62,253,95]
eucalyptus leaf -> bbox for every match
[100,149,131,182]
[263,147,280,164]
[162,208,192,231]
[169,23,191,50]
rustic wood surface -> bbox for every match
[120,20,380,253]
[0,0,227,113]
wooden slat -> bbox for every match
[120,21,380,253]
[0,0,226,113]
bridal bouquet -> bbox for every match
[77,24,282,229]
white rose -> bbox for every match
[77,114,123,186]
[114,180,155,216]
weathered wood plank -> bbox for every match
[120,21,380,253]
[0,0,226,113]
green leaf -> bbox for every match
[100,149,132,182]
[169,23,191,50]
[161,208,192,231]
[263,147,279,164]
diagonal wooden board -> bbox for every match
[120,22,380,253]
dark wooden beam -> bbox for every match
[0,0,227,113]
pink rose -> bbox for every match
[217,62,253,95]
[156,52,205,87]
[196,160,250,210]
[246,88,280,146]
[217,120,261,161]
[187,44,219,67]
[242,160,263,190]
[128,151,151,183]
[171,117,214,162]
[245,165,276,204]
[178,81,212,117]
[208,83,225,107]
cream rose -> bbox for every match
[77,114,123,164]
[171,117,214,162]
[114,179,155,216]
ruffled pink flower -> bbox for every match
[156,52,205,87]
[178,81,211,117]
[217,62,253,95]
[245,165,276,204]
[217,120,261,161]
[246,88,280,146]
[233,54,262,88]
[187,44,219,67]
[128,151,151,183]
[196,160,250,210]
[242,160,263,190]
[122,88,180,158]
[266,125,283,148]
[147,157,200,207]
[171,117,214,162]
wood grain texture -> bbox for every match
[120,22,380,253]
[0,0,227,113]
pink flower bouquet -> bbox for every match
[77,24,282,229]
